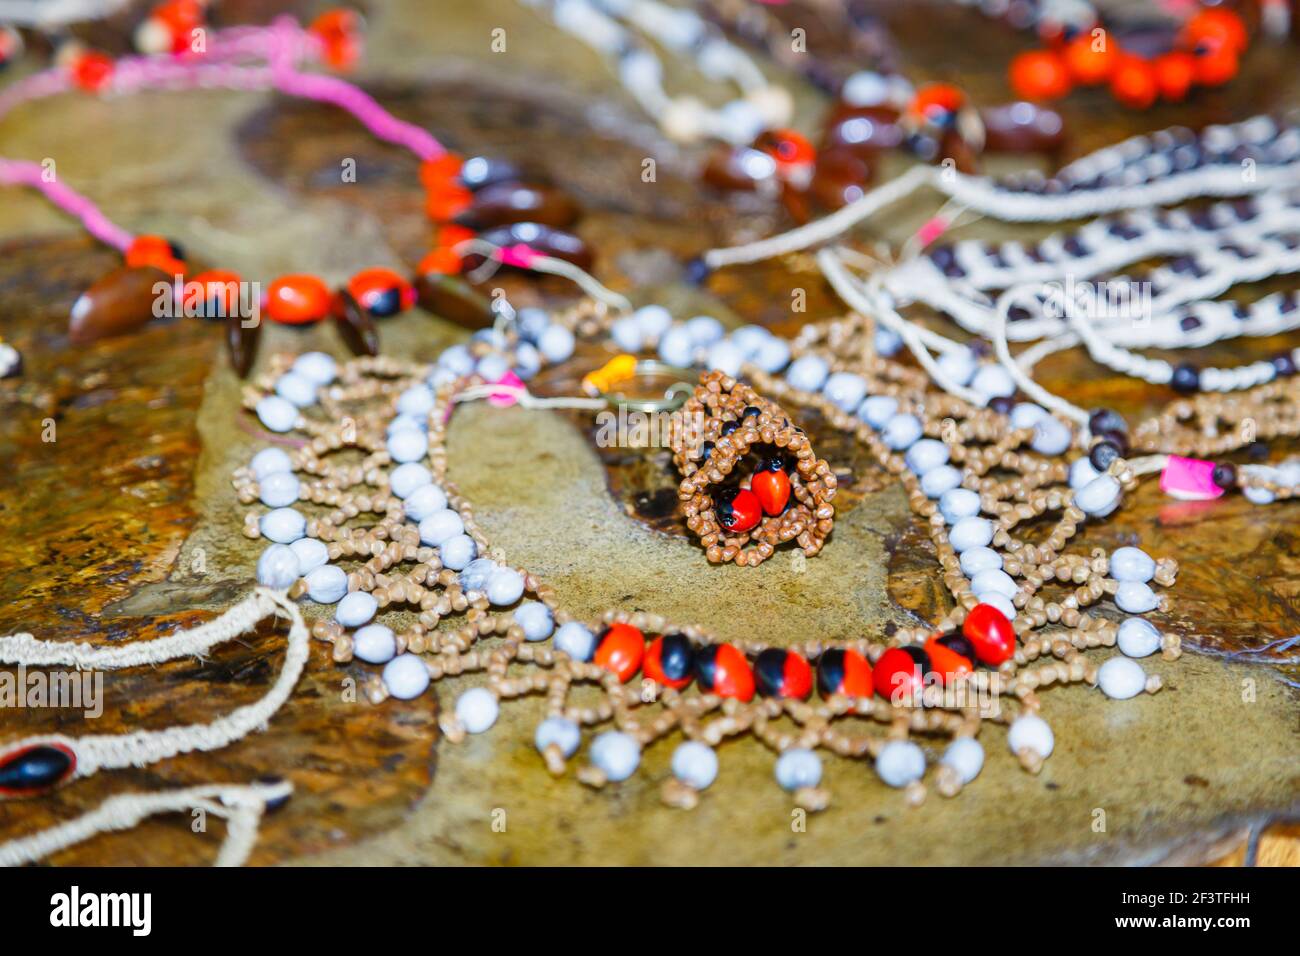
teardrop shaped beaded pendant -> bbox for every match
[671,371,836,566]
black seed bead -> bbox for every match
[1247,441,1269,461]
[901,645,931,674]
[697,440,714,462]
[988,395,1015,415]
[937,633,976,662]
[256,774,292,812]
[1170,362,1201,394]
[1179,314,1201,331]
[1088,408,1128,436]
[682,256,711,286]
[1089,439,1121,472]
[721,419,739,436]
[1271,352,1297,377]
[0,745,74,794]
[742,405,761,419]
[1211,462,1238,490]
[1095,428,1129,456]
[1062,236,1090,257]
[754,648,789,697]
[658,634,694,682]
[816,648,845,698]
[366,286,404,318]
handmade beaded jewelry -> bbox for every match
[0,14,599,373]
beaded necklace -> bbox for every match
[0,15,604,374]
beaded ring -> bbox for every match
[671,371,835,567]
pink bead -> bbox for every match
[487,370,524,407]
[915,217,949,248]
[1160,454,1224,501]
[498,243,540,269]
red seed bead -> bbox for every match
[750,464,791,516]
[873,646,927,704]
[923,633,976,684]
[962,603,1016,666]
[154,0,204,53]
[1181,8,1248,55]
[425,183,474,223]
[695,643,754,701]
[437,224,476,249]
[716,487,761,534]
[419,153,464,190]
[125,235,185,275]
[1191,43,1239,87]
[265,274,332,325]
[71,51,115,92]
[347,267,414,317]
[909,83,965,124]
[1008,49,1073,101]
[310,9,365,71]
[643,633,694,690]
[1109,55,1159,109]
[1154,51,1196,101]
[182,269,242,319]
[754,648,813,700]
[816,647,873,700]
[593,623,644,683]
[1063,33,1120,85]
[417,247,464,277]
[754,128,816,184]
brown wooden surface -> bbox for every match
[0,0,1296,865]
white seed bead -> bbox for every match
[979,592,1018,621]
[705,339,744,377]
[255,544,299,590]
[971,565,1017,598]
[457,558,497,593]
[1109,546,1155,582]
[259,507,305,544]
[686,314,724,346]
[292,351,337,386]
[941,737,984,785]
[875,740,926,788]
[920,464,962,498]
[289,537,328,576]
[475,353,509,383]
[396,384,435,417]
[514,342,541,380]
[671,741,719,790]
[275,372,317,408]
[752,336,790,372]
[537,324,575,363]
[633,304,673,340]
[658,325,695,366]
[486,567,525,606]
[256,396,298,433]
[1098,655,1147,699]
[387,428,428,464]
[555,621,595,661]
[455,687,499,733]
[438,343,475,375]
[841,69,890,107]
[534,717,581,758]
[881,413,923,450]
[971,364,1016,402]
[258,471,300,508]
[949,516,994,552]
[1007,714,1054,759]
[305,564,348,605]
[382,653,430,700]
[937,348,978,387]
[1069,456,1100,490]
[353,624,397,664]
[729,325,770,358]
[959,546,1002,576]
[389,462,432,499]
[404,484,449,522]
[858,395,898,428]
[336,591,377,628]
[940,488,981,524]
[387,415,424,437]
[610,316,643,353]
[1244,485,1276,505]
[1117,618,1161,658]
[823,372,868,412]
[874,327,902,356]
[591,731,640,781]
[418,509,464,546]
[1115,580,1159,613]
[774,748,822,791]
[904,438,949,475]
[513,601,554,641]
[786,354,829,392]
[1009,402,1049,430]
[1076,475,1121,516]
[250,447,292,481]
[1031,417,1073,455]
[439,533,477,571]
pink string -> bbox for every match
[0,159,134,251]
[0,19,446,256]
